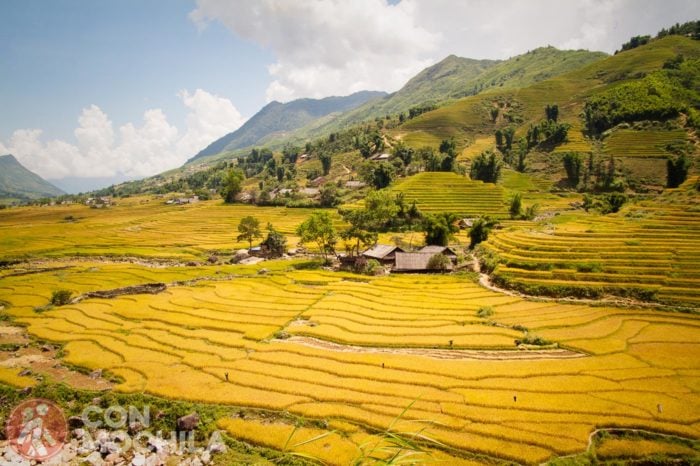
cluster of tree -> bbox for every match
[220,168,246,203]
[407,104,437,119]
[562,152,625,193]
[356,130,385,158]
[236,216,287,258]
[583,64,695,133]
[667,154,691,188]
[423,212,459,246]
[470,150,502,183]
[338,191,423,255]
[617,35,651,53]
[617,21,700,55]
[509,193,539,220]
[582,192,628,214]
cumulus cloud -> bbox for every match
[190,0,441,101]
[191,0,700,101]
[1,89,245,180]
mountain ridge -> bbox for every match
[187,90,387,163]
[0,154,65,200]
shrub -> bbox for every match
[427,254,451,272]
[476,306,494,318]
[50,289,73,306]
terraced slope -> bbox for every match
[603,128,688,158]
[481,179,700,307]
[388,172,507,217]
[1,262,698,464]
[0,198,321,261]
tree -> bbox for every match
[545,104,559,122]
[339,209,378,257]
[427,253,451,273]
[393,143,414,166]
[516,138,527,172]
[470,150,502,183]
[220,168,245,203]
[319,153,332,176]
[296,211,337,261]
[360,162,396,189]
[563,153,583,187]
[503,127,516,151]
[439,138,457,157]
[667,154,691,188]
[509,193,522,219]
[423,212,459,246]
[468,217,498,249]
[237,216,262,249]
[495,129,503,148]
[261,223,287,258]
[319,183,340,207]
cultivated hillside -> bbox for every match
[292,47,608,142]
[0,154,64,200]
[187,90,387,163]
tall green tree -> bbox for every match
[563,153,583,187]
[220,168,245,203]
[667,154,691,188]
[468,217,498,249]
[509,193,522,219]
[423,212,459,246]
[296,211,337,261]
[237,216,262,249]
[470,150,502,183]
[319,153,332,176]
[261,223,287,258]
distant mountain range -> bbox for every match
[187,90,387,163]
[0,154,65,200]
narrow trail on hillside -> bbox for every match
[277,336,585,360]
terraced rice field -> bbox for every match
[388,172,507,217]
[481,183,700,307]
[1,261,698,464]
[0,198,319,260]
[603,129,687,158]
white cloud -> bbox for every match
[191,0,700,101]
[190,0,441,102]
[1,89,245,180]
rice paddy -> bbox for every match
[603,128,688,159]
[481,190,700,307]
[388,172,507,217]
[1,258,698,464]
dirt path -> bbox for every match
[278,336,585,360]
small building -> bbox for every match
[419,245,459,263]
[174,195,199,205]
[393,252,454,273]
[300,187,320,197]
[309,176,327,187]
[458,218,475,229]
[362,244,405,264]
[345,180,367,189]
[299,153,309,160]
[371,153,391,161]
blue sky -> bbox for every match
[1,0,699,192]
[0,0,271,142]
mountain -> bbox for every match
[0,154,65,200]
[187,90,387,163]
[289,47,608,141]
